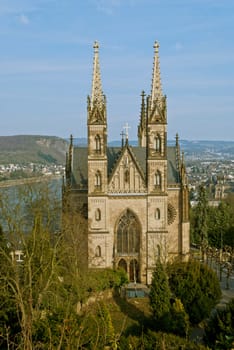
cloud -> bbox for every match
[19,13,29,25]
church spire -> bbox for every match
[138,90,147,146]
[140,90,146,130]
[150,41,163,109]
[91,41,104,110]
[88,41,106,124]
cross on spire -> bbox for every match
[123,122,131,140]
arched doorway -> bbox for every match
[118,258,127,273]
[116,209,141,282]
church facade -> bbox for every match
[64,41,190,285]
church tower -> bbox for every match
[87,42,110,267]
[87,41,108,194]
[146,42,168,276]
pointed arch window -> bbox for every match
[95,135,101,153]
[95,208,101,221]
[117,209,140,255]
[124,169,130,183]
[95,171,102,189]
[154,135,161,152]
[95,245,101,257]
[154,171,161,188]
[155,208,160,220]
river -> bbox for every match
[0,176,63,234]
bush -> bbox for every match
[167,298,190,337]
[119,330,208,349]
[86,268,128,293]
[204,298,234,349]
[167,260,221,324]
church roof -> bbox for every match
[71,145,180,189]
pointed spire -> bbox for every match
[138,90,147,146]
[91,41,104,110]
[150,41,163,109]
[175,133,179,148]
[140,90,146,129]
[175,133,181,172]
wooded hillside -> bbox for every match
[0,135,68,164]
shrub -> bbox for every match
[119,330,208,349]
[204,298,234,349]
[167,260,221,324]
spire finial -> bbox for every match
[93,40,99,51]
[154,41,159,52]
[151,40,163,109]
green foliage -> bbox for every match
[207,202,233,249]
[167,298,190,337]
[191,193,234,250]
[0,226,20,349]
[204,298,234,350]
[32,306,83,349]
[168,260,221,324]
[0,135,67,164]
[119,330,208,349]
[149,260,171,326]
[97,302,118,349]
[86,268,128,293]
[192,185,209,250]
[37,150,57,164]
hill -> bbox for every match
[72,138,234,160]
[0,135,68,164]
[1,136,234,165]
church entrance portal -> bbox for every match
[118,258,127,273]
[116,209,141,282]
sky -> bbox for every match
[0,0,234,141]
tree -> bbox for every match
[167,260,221,324]
[208,201,232,249]
[194,185,209,260]
[0,225,20,349]
[204,298,234,349]
[0,181,131,348]
[149,259,171,329]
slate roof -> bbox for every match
[71,145,180,188]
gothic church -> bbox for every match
[64,41,190,284]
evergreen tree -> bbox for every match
[168,260,221,324]
[204,298,234,349]
[195,185,209,260]
[149,259,171,329]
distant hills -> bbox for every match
[72,138,234,160]
[0,135,234,165]
[0,135,68,164]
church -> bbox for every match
[63,41,190,285]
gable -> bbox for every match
[70,145,180,189]
[108,147,146,194]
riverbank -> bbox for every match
[0,174,62,188]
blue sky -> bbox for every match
[0,0,233,141]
